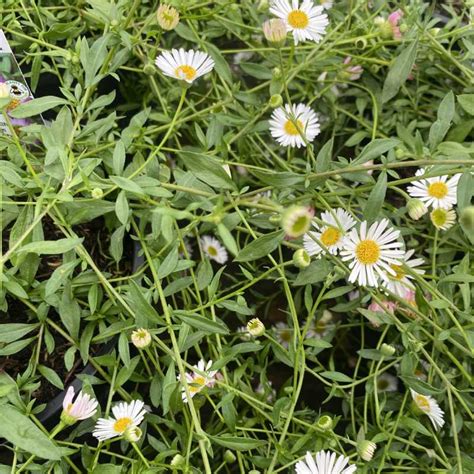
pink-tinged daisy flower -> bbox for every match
[61,386,98,425]
[410,389,445,431]
[180,359,219,403]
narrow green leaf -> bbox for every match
[18,238,83,255]
[364,171,387,221]
[209,435,267,451]
[9,96,68,118]
[382,41,418,103]
[173,311,229,335]
[235,230,284,262]
[0,405,61,460]
[315,137,334,173]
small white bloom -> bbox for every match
[340,219,405,288]
[155,49,214,83]
[407,199,428,220]
[358,440,376,462]
[201,235,228,264]
[247,318,265,337]
[430,208,456,231]
[269,103,320,148]
[156,4,180,30]
[407,168,461,210]
[273,321,293,349]
[61,386,98,425]
[93,400,147,441]
[124,425,142,442]
[304,208,356,257]
[295,450,356,474]
[410,389,445,431]
[381,249,425,297]
[262,18,288,44]
[131,328,152,349]
[256,381,277,403]
[318,0,333,9]
[270,0,329,45]
[180,359,219,403]
[305,310,333,339]
[376,373,398,392]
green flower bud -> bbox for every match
[269,94,283,108]
[91,188,104,199]
[380,343,396,357]
[224,450,237,463]
[407,199,428,221]
[293,249,311,268]
[316,415,333,431]
[143,63,156,76]
[247,318,265,337]
[358,440,376,461]
[171,454,186,467]
[272,67,282,79]
[460,206,474,232]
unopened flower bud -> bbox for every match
[281,205,314,239]
[375,18,393,39]
[316,415,333,431]
[257,0,269,11]
[91,188,103,199]
[272,67,282,79]
[171,454,185,467]
[293,248,311,268]
[131,328,152,349]
[358,440,376,461]
[143,63,156,76]
[157,4,180,31]
[407,199,428,221]
[380,343,396,357]
[460,206,474,233]
[124,425,142,442]
[224,450,237,463]
[247,318,265,337]
[269,94,283,108]
[262,19,287,45]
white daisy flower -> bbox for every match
[180,359,219,403]
[410,389,445,431]
[303,208,356,257]
[295,450,356,474]
[305,310,333,339]
[270,0,329,45]
[381,249,425,297]
[340,219,405,288]
[155,49,215,83]
[93,400,147,441]
[376,373,398,392]
[201,235,228,264]
[256,381,277,403]
[430,208,456,231]
[61,386,98,425]
[269,103,320,148]
[407,168,461,210]
[274,321,293,349]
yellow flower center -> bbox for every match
[114,417,133,433]
[280,329,292,342]
[389,264,405,280]
[355,239,380,265]
[288,10,309,29]
[207,245,218,257]
[427,182,448,199]
[320,227,341,247]
[175,65,197,81]
[377,379,389,390]
[190,375,206,393]
[430,208,447,227]
[284,119,303,136]
[415,394,430,411]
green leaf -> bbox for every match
[206,43,232,85]
[156,247,179,279]
[239,62,273,80]
[0,324,38,343]
[113,141,126,175]
[354,138,400,165]
[315,137,334,173]
[45,260,79,296]
[382,41,418,103]
[162,362,176,416]
[209,434,267,451]
[429,91,454,150]
[399,416,432,437]
[0,405,61,459]
[457,172,473,211]
[0,338,35,356]
[294,259,332,286]
[320,371,353,383]
[9,96,68,118]
[235,230,284,262]
[128,281,164,328]
[217,223,238,256]
[179,151,235,190]
[115,190,129,225]
[364,171,387,221]
[110,176,145,195]
[18,238,83,255]
[37,365,64,390]
[173,311,229,335]
[118,332,131,368]
[458,94,474,115]
[400,375,442,395]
